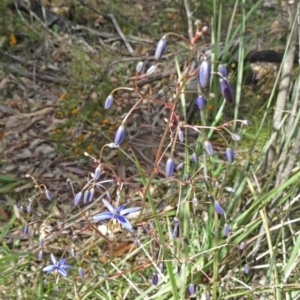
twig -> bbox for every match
[183,0,193,40]
[108,13,134,55]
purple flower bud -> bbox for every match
[146,65,157,75]
[183,173,191,181]
[224,223,230,237]
[79,267,84,278]
[220,78,234,105]
[199,60,211,88]
[196,94,206,109]
[159,263,165,274]
[38,250,43,260]
[40,239,44,246]
[214,201,224,215]
[88,188,94,202]
[26,205,31,213]
[152,273,159,286]
[178,130,184,142]
[218,64,228,78]
[24,226,29,235]
[192,197,198,207]
[173,217,180,238]
[239,242,245,250]
[189,283,195,295]
[245,264,250,274]
[206,292,211,299]
[114,125,126,146]
[176,162,184,170]
[66,178,71,189]
[94,165,102,180]
[136,61,143,73]
[74,191,82,205]
[154,38,167,60]
[204,141,214,156]
[104,95,113,110]
[157,90,165,97]
[225,148,234,163]
[191,152,198,164]
[165,157,175,178]
[183,236,190,245]
[83,190,90,204]
[231,133,241,141]
[45,189,53,200]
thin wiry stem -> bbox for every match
[183,0,193,41]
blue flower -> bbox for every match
[104,95,113,109]
[225,148,234,163]
[114,125,126,146]
[165,157,175,178]
[218,64,228,78]
[152,273,159,286]
[154,38,167,60]
[42,253,72,277]
[219,78,234,105]
[214,200,224,215]
[204,140,214,156]
[196,95,206,110]
[224,223,230,237]
[92,199,140,231]
[199,60,211,88]
[245,263,250,274]
[189,283,195,295]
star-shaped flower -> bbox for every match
[92,199,141,231]
[42,253,72,277]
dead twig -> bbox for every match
[108,13,134,55]
[183,0,193,41]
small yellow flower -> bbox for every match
[9,34,17,46]
[55,128,61,134]
[87,145,93,153]
[60,93,67,100]
[56,111,65,118]
[74,148,80,154]
[208,104,213,110]
[71,108,78,115]
[103,118,109,125]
